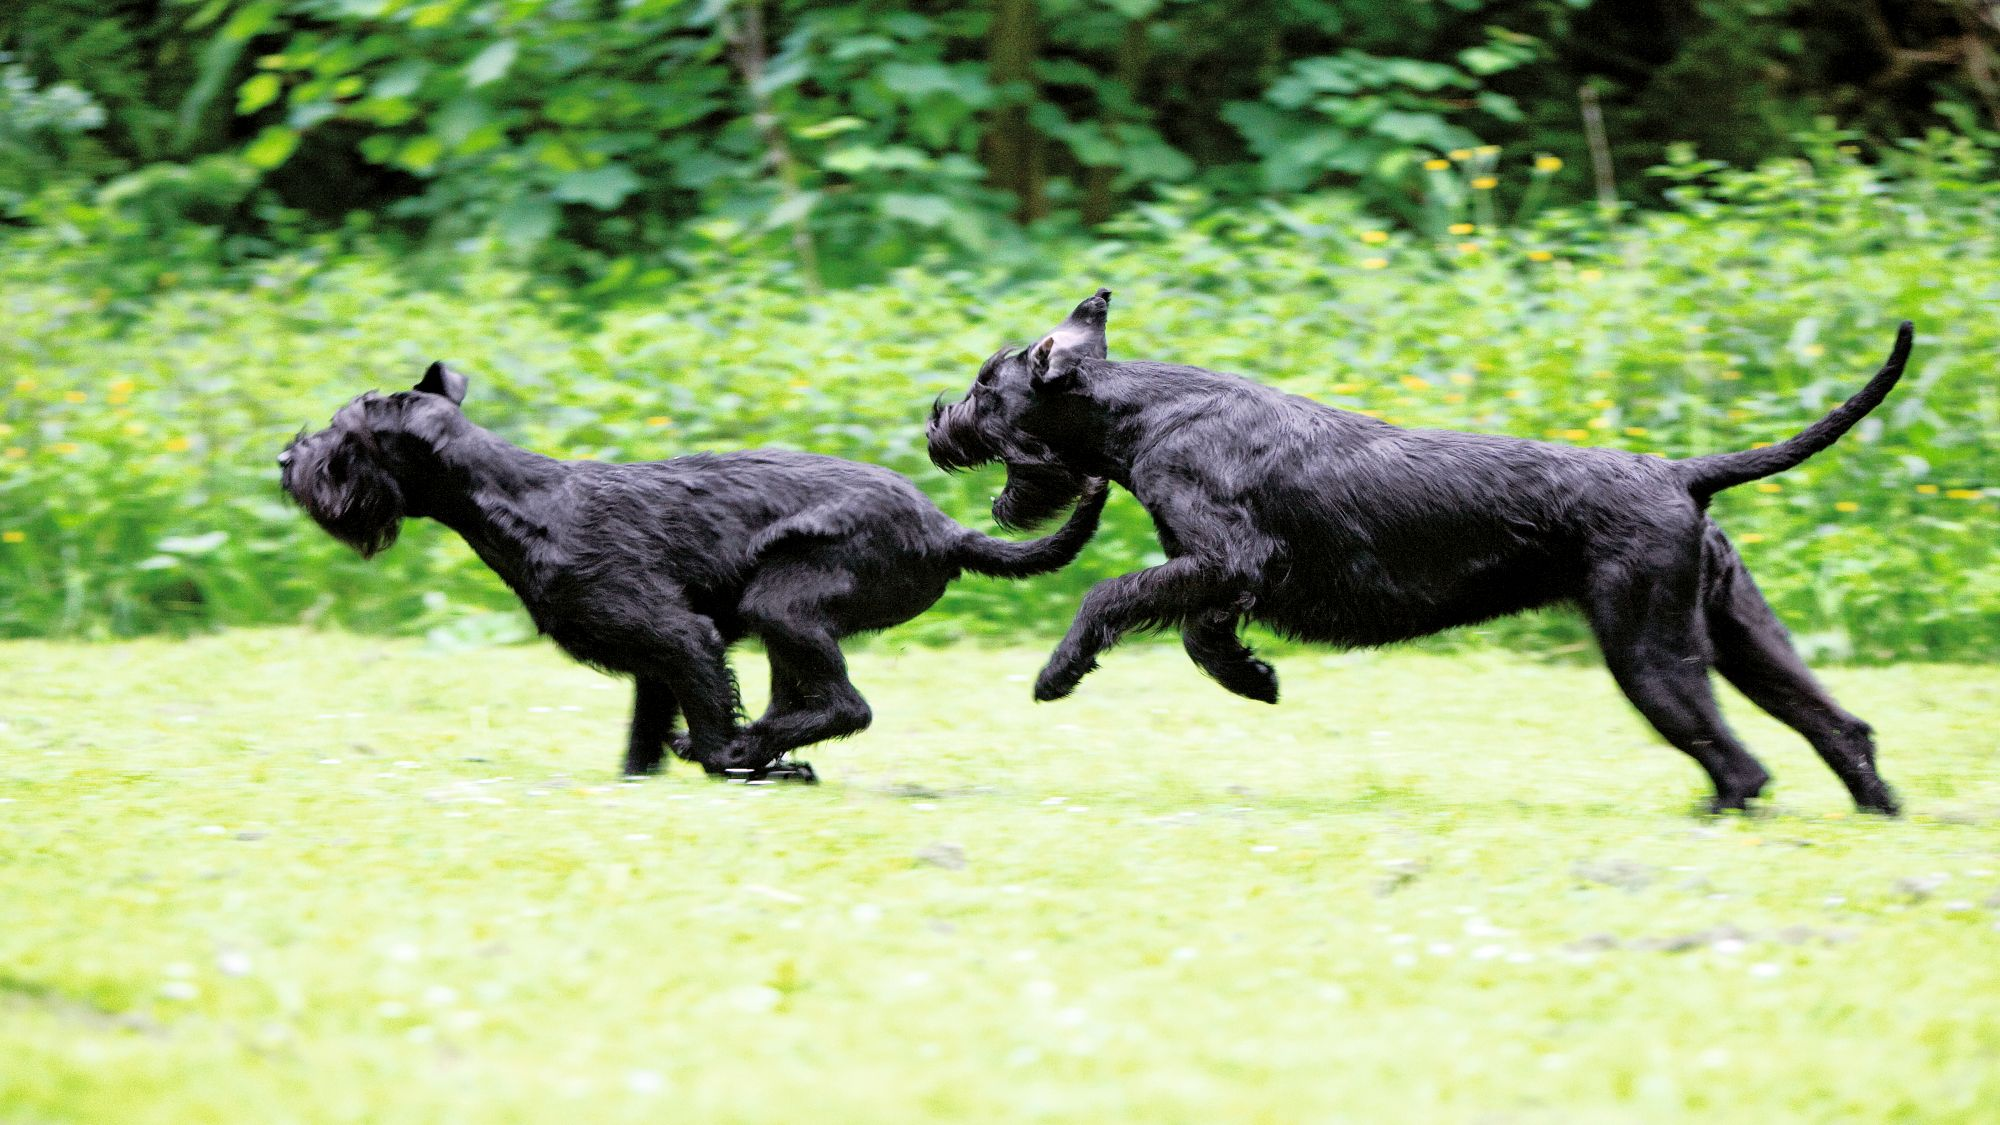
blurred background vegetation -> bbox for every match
[0,0,1994,658]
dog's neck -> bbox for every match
[421,426,572,598]
[1054,365,1217,482]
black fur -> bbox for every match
[282,362,1106,779]
[930,291,1911,814]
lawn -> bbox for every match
[3,629,1997,1122]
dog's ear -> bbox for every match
[414,361,469,405]
[1030,287,1111,390]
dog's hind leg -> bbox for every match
[623,676,681,776]
[1585,556,1773,813]
[1702,537,1898,813]
[1182,610,1279,703]
[722,568,874,775]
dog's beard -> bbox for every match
[992,462,1087,531]
[281,432,406,558]
[928,396,1086,531]
[926,396,997,474]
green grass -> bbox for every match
[4,630,1998,1122]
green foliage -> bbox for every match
[5,632,2000,1119]
[9,0,1996,283]
[1,138,1994,659]
[0,52,107,212]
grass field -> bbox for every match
[3,629,1998,1122]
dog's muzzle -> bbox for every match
[926,396,997,473]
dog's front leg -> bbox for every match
[636,612,744,773]
[623,676,681,776]
[1035,556,1244,702]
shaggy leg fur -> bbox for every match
[637,612,744,769]
[1182,611,1280,703]
[624,677,680,776]
[1586,555,1772,811]
[716,563,874,773]
[1704,550,1899,813]
[1036,555,1246,701]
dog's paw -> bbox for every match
[1033,655,1093,702]
[1855,783,1902,817]
[621,754,665,778]
[1212,658,1280,704]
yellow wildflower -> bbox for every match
[123,422,147,436]
[1360,257,1389,270]
[64,391,87,404]
[1399,376,1428,392]
[1,530,23,544]
[165,436,193,453]
[1802,343,1826,358]
[1423,158,1451,171]
[1833,501,1859,512]
[1444,393,1465,404]
[0,423,10,437]
[1470,176,1498,190]
[13,379,35,393]
[1577,268,1604,283]
[1534,155,1563,172]
[1475,144,1501,156]
[1449,149,1472,161]
[52,442,80,455]
[1360,230,1389,244]
[1624,426,1648,437]
[3,447,22,459]
[1456,241,1480,255]
[1739,533,1766,544]
[1751,441,1773,449]
[110,378,136,395]
[1330,383,1362,394]
[1448,222,1476,235]
[1915,484,1939,494]
[1756,482,1782,493]
[1946,489,1984,500]
[1720,369,1743,381]
[1449,372,1474,386]
[1526,250,1554,262]
[1588,417,1612,430]
[1562,429,1590,441]
[1591,398,1614,410]
[645,416,672,427]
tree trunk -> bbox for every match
[986,0,1047,222]
[1082,18,1148,226]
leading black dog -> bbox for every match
[929,290,1910,813]
[281,362,1105,781]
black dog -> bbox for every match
[930,290,1910,813]
[281,362,1105,780]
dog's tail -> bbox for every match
[1675,321,1913,501]
[952,479,1109,578]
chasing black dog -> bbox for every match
[929,289,1910,813]
[281,362,1105,781]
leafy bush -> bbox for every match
[1,138,1994,659]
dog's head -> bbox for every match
[278,362,472,557]
[928,288,1110,530]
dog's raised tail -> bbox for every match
[1676,321,1913,501]
[953,479,1109,578]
